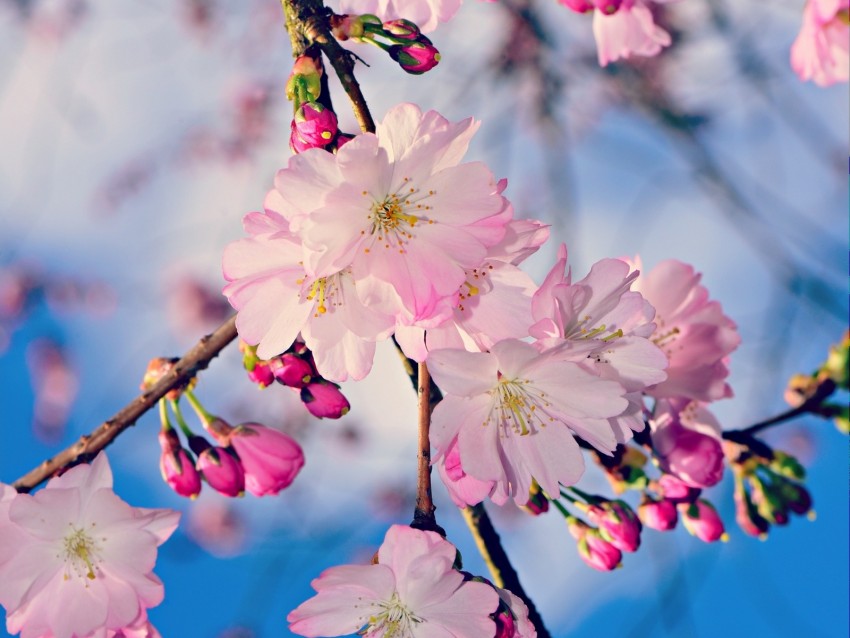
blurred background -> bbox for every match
[0,0,847,636]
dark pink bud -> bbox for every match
[388,39,441,74]
[158,429,202,499]
[494,608,516,638]
[679,499,727,543]
[301,381,350,419]
[653,422,725,488]
[592,0,622,14]
[270,353,313,388]
[247,360,274,388]
[568,517,622,571]
[638,496,678,531]
[782,481,813,516]
[559,0,594,12]
[290,103,338,153]
[197,447,245,497]
[227,423,305,496]
[657,473,701,503]
[523,486,549,516]
[586,500,642,552]
[382,18,421,39]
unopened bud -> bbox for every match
[559,0,594,13]
[270,353,313,388]
[638,496,678,531]
[388,39,441,75]
[291,102,339,153]
[593,0,623,14]
[286,55,322,102]
[586,499,642,552]
[158,429,202,499]
[301,381,350,419]
[382,18,421,40]
[734,480,769,539]
[679,499,727,543]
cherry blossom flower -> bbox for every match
[395,218,548,361]
[628,258,739,402]
[791,0,850,87]
[429,339,629,505]
[649,399,725,488]
[337,0,463,34]
[268,103,511,326]
[592,0,673,67]
[531,246,668,444]
[0,454,179,638]
[222,209,395,381]
[287,524,499,636]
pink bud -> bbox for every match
[388,39,441,74]
[494,608,516,638]
[559,0,594,13]
[227,423,305,496]
[579,530,623,571]
[523,487,549,516]
[638,496,678,531]
[197,447,245,497]
[679,499,727,543]
[653,422,725,488]
[657,473,701,503]
[158,430,202,499]
[568,518,622,571]
[270,353,313,388]
[246,360,274,388]
[586,500,642,552]
[290,103,338,153]
[301,381,350,419]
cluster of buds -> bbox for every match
[286,54,340,153]
[550,488,642,571]
[330,15,441,75]
[560,0,624,14]
[144,358,305,499]
[641,473,727,542]
[240,340,350,419]
[727,441,814,540]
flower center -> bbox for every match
[568,315,623,342]
[366,591,422,637]
[362,178,436,255]
[487,377,554,436]
[297,270,349,317]
[62,525,102,582]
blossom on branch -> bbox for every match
[0,454,178,638]
[288,524,499,636]
[591,0,674,67]
[629,257,739,402]
[429,339,630,505]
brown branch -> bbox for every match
[723,378,837,441]
[462,504,552,638]
[411,361,443,535]
[12,316,238,493]
[281,0,376,133]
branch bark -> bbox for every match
[13,316,238,492]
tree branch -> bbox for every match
[411,361,444,535]
[12,316,238,493]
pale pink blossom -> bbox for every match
[629,258,739,402]
[288,524,499,636]
[267,103,511,327]
[222,209,395,382]
[592,0,672,66]
[531,246,668,444]
[395,219,548,361]
[650,398,725,488]
[0,454,179,638]
[791,0,849,86]
[429,339,629,505]
[338,0,463,33]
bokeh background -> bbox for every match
[0,0,847,636]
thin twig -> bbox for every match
[411,361,443,535]
[462,504,552,638]
[12,316,238,492]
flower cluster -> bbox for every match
[0,454,178,638]
[287,55,341,153]
[287,524,535,637]
[241,340,351,419]
[330,15,441,74]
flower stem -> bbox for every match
[169,399,196,439]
